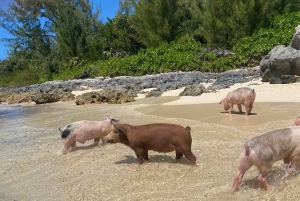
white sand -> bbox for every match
[162,78,300,105]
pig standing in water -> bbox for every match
[59,116,119,154]
[219,87,256,115]
[104,123,196,165]
[232,126,300,191]
[294,116,300,126]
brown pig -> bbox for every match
[219,87,256,115]
[104,123,196,165]
[294,116,300,126]
[231,126,300,191]
[59,116,119,154]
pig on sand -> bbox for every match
[219,87,256,115]
[232,126,300,191]
[104,123,196,165]
[59,116,119,154]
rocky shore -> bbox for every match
[2,25,300,105]
[0,67,261,105]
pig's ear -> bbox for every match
[219,99,224,104]
[110,119,120,124]
[115,124,127,134]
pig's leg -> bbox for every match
[231,154,252,191]
[257,172,270,190]
[180,147,196,165]
[93,138,100,146]
[62,139,71,154]
[256,165,272,190]
[142,149,149,161]
[133,147,144,164]
[70,141,77,152]
[245,103,253,115]
[100,137,106,145]
[175,150,183,159]
[228,103,234,114]
[288,155,299,173]
[237,104,243,113]
[62,144,69,154]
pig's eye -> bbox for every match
[114,131,118,134]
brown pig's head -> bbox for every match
[219,98,229,111]
[104,124,128,145]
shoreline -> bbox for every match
[2,66,300,106]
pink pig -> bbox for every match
[294,117,300,126]
[59,116,119,154]
[219,87,256,115]
[232,126,300,191]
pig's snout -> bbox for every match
[103,135,114,143]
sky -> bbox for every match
[0,0,120,60]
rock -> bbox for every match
[31,89,75,104]
[75,88,136,105]
[145,89,163,98]
[99,87,136,104]
[179,84,208,96]
[280,75,297,84]
[0,91,33,104]
[0,67,261,104]
[269,77,282,84]
[260,25,300,82]
[291,25,300,50]
[75,91,104,105]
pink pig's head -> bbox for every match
[294,116,300,126]
[219,98,230,111]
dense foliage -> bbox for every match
[1,0,300,87]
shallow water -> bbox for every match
[1,99,300,201]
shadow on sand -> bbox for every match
[114,154,192,165]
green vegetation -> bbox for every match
[1,0,300,87]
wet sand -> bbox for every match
[1,95,300,200]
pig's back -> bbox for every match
[71,121,110,139]
[127,123,191,152]
[248,127,294,161]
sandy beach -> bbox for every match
[1,78,300,201]
[162,78,300,105]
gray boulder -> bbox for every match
[291,25,300,50]
[280,75,297,84]
[179,84,208,96]
[145,89,163,98]
[269,77,282,84]
[260,25,300,82]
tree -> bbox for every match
[104,14,145,57]
[0,0,55,71]
[118,0,139,16]
[200,0,300,47]
[52,0,104,61]
[132,0,193,47]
